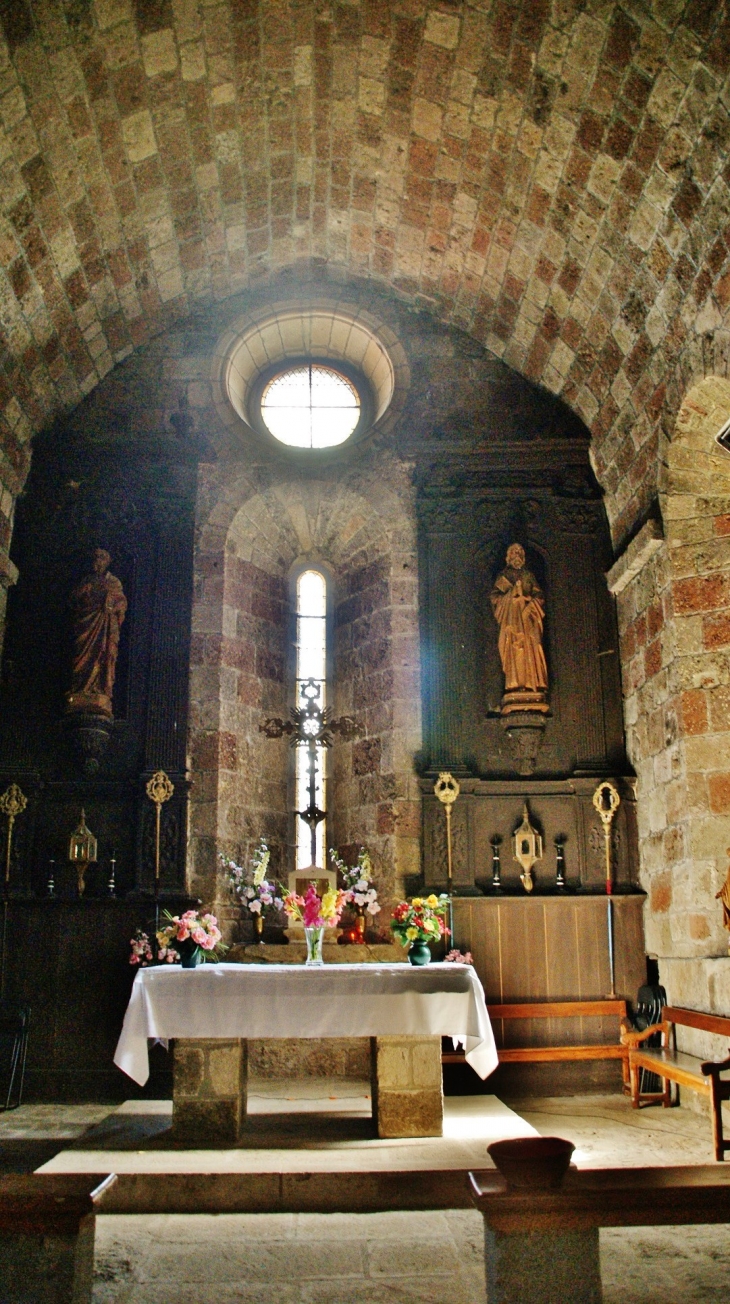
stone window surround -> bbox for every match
[211,298,410,451]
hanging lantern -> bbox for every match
[512,804,543,893]
[68,810,97,896]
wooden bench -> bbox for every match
[443,999,629,1087]
[620,1005,730,1161]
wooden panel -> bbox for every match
[453,895,645,1052]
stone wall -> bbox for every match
[609,375,730,1039]
[188,460,422,921]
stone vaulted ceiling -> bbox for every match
[0,0,730,556]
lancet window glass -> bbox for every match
[295,568,327,869]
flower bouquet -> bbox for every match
[222,839,283,942]
[445,949,473,965]
[129,928,179,966]
[391,894,450,966]
[282,882,351,965]
[330,846,381,941]
[156,909,227,968]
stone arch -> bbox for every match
[661,374,730,499]
[187,463,421,925]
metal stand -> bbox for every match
[434,772,460,946]
[0,785,26,1002]
[146,772,174,951]
[593,781,621,999]
[0,1005,30,1111]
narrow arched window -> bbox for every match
[295,568,327,869]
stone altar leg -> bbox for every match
[483,1226,602,1304]
[370,1035,443,1137]
[173,1038,247,1145]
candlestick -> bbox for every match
[489,835,503,894]
[554,837,566,892]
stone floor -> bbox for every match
[0,1087,728,1301]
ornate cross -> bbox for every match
[260,677,362,867]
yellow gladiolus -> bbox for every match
[321,887,338,920]
[426,894,439,907]
[411,897,423,906]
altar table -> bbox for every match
[114,962,498,1142]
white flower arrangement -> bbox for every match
[329,846,381,917]
[222,839,284,919]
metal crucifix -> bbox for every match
[260,677,362,866]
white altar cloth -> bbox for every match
[114,962,498,1087]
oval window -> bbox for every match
[260,364,360,449]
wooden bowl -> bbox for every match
[487,1136,575,1189]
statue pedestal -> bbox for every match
[499,710,549,776]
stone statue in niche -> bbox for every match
[64,548,127,719]
[490,543,549,715]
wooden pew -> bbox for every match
[443,999,629,1088]
[620,1005,730,1161]
[0,1173,116,1304]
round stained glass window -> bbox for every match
[260,364,360,448]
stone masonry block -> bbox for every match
[374,1038,411,1089]
[172,1098,242,1147]
[411,1037,443,1088]
[375,1088,443,1139]
[0,1220,96,1304]
[208,1040,247,1097]
[172,1043,204,1097]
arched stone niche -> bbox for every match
[612,375,730,1029]
[187,460,421,927]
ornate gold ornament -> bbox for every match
[434,772,460,891]
[146,770,175,891]
[68,809,98,896]
[0,783,27,889]
[592,780,620,895]
[592,780,621,999]
[513,803,543,893]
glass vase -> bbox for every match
[304,926,325,966]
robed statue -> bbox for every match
[64,549,127,718]
[490,543,549,715]
[717,847,730,933]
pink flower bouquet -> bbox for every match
[156,909,227,966]
[129,928,179,966]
